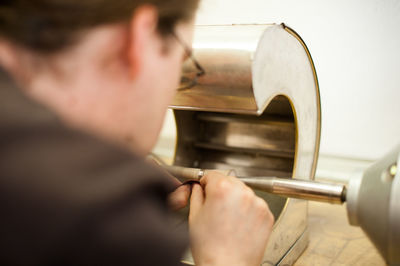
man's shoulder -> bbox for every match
[0,69,188,266]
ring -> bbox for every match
[197,169,205,179]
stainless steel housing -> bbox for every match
[170,24,321,265]
[346,144,400,265]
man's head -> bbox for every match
[0,0,200,155]
[0,0,199,54]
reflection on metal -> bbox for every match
[169,24,321,265]
[390,164,397,178]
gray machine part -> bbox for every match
[346,144,400,265]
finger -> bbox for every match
[189,184,204,219]
[200,171,220,188]
[168,184,191,211]
[200,172,244,199]
[200,171,226,190]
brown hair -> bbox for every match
[0,0,200,54]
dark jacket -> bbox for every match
[0,69,188,266]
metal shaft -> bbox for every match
[163,165,346,205]
[239,177,346,204]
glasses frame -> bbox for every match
[171,32,205,91]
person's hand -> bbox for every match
[146,155,191,211]
[167,183,191,211]
[189,172,274,266]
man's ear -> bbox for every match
[0,41,34,85]
[127,5,159,79]
[0,41,21,77]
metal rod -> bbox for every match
[163,165,346,205]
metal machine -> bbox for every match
[346,145,400,265]
[169,23,321,265]
[164,24,400,265]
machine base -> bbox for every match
[262,228,309,266]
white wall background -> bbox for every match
[192,0,400,161]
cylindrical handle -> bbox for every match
[163,165,346,204]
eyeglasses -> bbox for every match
[171,32,205,91]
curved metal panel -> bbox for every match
[170,24,321,265]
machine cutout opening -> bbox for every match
[173,95,296,220]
